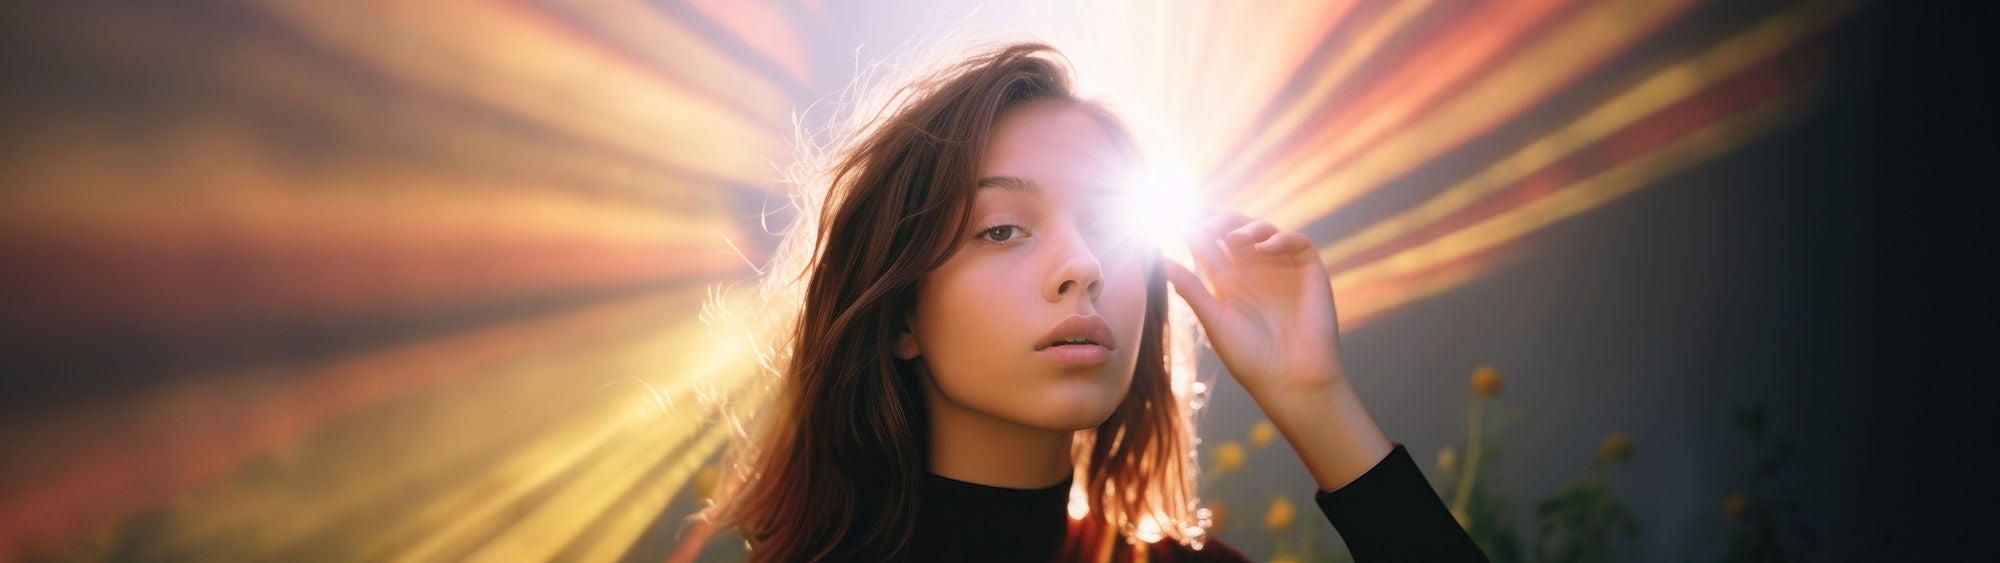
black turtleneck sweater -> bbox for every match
[908,443,1489,562]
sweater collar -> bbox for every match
[910,471,1076,560]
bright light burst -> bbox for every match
[1105,159,1206,264]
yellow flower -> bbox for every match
[693,465,720,501]
[1437,446,1458,473]
[1264,496,1296,533]
[1598,431,1633,462]
[1213,441,1247,473]
[1470,364,1502,397]
[1723,491,1747,520]
[1249,420,1278,448]
[1451,506,1471,530]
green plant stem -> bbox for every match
[1452,396,1485,515]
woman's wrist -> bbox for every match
[1255,375,1394,493]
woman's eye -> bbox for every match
[978,224,1026,243]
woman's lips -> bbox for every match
[1036,342,1111,368]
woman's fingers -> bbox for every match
[1160,258,1222,324]
[1200,210,1254,239]
[1183,230,1230,298]
[1210,211,1311,261]
[1223,219,1279,250]
[1254,231,1314,256]
[1185,210,1317,282]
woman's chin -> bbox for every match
[1015,380,1131,430]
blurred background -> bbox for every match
[0,0,1976,561]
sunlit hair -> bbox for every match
[695,41,1214,562]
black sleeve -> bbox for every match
[1312,443,1490,562]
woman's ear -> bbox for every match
[895,314,921,360]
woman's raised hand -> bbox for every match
[1160,210,1347,398]
[1160,209,1392,491]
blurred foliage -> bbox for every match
[1437,441,1525,563]
[1528,431,1639,562]
[1436,364,1526,563]
[1531,460,1637,562]
[1716,403,1816,563]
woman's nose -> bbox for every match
[1045,230,1105,303]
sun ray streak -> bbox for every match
[1203,0,1430,183]
[1242,0,1700,228]
[250,1,791,188]
[1331,83,1816,301]
[1318,0,1861,269]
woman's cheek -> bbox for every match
[1107,262,1151,342]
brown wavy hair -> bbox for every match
[696,41,1209,562]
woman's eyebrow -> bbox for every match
[975,175,1041,196]
[976,175,1119,200]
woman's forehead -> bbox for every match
[971,175,1124,214]
[980,104,1135,201]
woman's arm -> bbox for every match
[1314,442,1488,561]
[1161,211,1486,561]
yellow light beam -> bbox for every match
[367,308,759,561]
[538,0,796,131]
[1179,0,1363,175]
[1330,83,1815,296]
[371,349,758,561]
[251,1,791,188]
[458,409,737,562]
[684,0,819,89]
[1246,0,1698,228]
[1336,248,1507,330]
[1319,0,1862,267]
[560,419,739,563]
[1230,0,1583,208]
[0,123,748,334]
[24,287,713,561]
[1,108,749,252]
[1203,0,1432,185]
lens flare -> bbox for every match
[1106,161,1205,265]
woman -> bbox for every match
[691,42,1487,562]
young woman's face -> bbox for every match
[899,100,1151,432]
